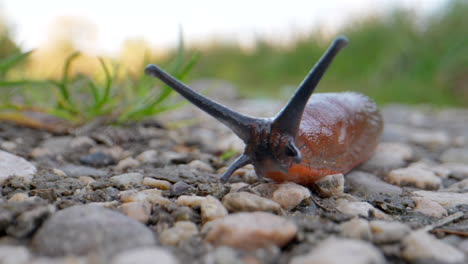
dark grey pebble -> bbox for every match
[32,204,156,257]
[80,152,116,167]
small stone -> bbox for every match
[110,172,143,187]
[409,162,451,179]
[360,143,413,172]
[388,167,441,190]
[271,182,311,210]
[336,200,389,219]
[136,150,159,164]
[188,160,214,173]
[290,237,385,264]
[229,182,249,192]
[116,157,140,172]
[112,247,178,264]
[8,192,29,202]
[78,176,95,185]
[0,245,30,264]
[440,148,468,164]
[0,150,36,186]
[7,205,55,238]
[346,171,402,196]
[444,178,468,192]
[340,218,372,240]
[413,197,448,217]
[369,220,410,244]
[142,177,172,190]
[314,173,344,198]
[409,130,450,149]
[176,195,206,208]
[80,151,116,167]
[159,221,199,246]
[69,136,95,149]
[171,181,194,196]
[204,212,297,250]
[32,204,156,257]
[119,202,151,223]
[402,230,466,263]
[222,192,283,214]
[31,136,72,157]
[1,141,17,151]
[201,195,228,224]
[441,163,468,180]
[119,189,172,206]
[220,165,257,184]
[52,168,67,177]
[412,190,468,208]
[59,164,107,178]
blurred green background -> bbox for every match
[0,0,466,126]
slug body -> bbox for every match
[145,36,383,186]
[264,92,382,185]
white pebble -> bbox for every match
[413,197,448,218]
[314,173,344,198]
[336,200,389,219]
[112,247,178,264]
[200,196,228,224]
[340,218,372,240]
[369,220,410,244]
[412,190,468,208]
[116,157,140,172]
[159,221,198,246]
[402,230,465,263]
[388,167,441,190]
[142,177,172,190]
[0,150,36,186]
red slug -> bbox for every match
[145,36,383,185]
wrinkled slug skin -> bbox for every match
[266,92,383,185]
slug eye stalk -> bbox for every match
[144,36,348,183]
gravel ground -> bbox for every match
[0,94,467,264]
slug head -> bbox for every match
[144,36,348,183]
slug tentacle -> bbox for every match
[145,64,256,142]
[272,36,348,137]
[219,153,251,183]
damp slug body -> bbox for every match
[145,36,383,185]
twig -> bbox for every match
[421,211,464,233]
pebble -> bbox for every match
[112,247,178,264]
[176,195,206,208]
[78,176,95,185]
[110,172,143,187]
[136,150,159,164]
[336,200,389,219]
[412,197,448,217]
[409,130,450,149]
[188,160,214,173]
[412,190,468,208]
[80,151,116,167]
[200,195,228,224]
[204,212,297,250]
[171,181,194,196]
[360,142,413,172]
[345,171,402,196]
[440,147,468,164]
[32,204,156,257]
[222,192,283,214]
[159,221,199,246]
[58,164,107,178]
[6,205,55,238]
[115,157,140,171]
[0,150,36,186]
[409,161,451,178]
[8,192,30,202]
[0,245,31,264]
[272,183,310,210]
[444,178,468,192]
[313,173,344,198]
[119,202,151,223]
[229,182,249,192]
[340,218,372,240]
[69,136,95,149]
[440,163,468,180]
[0,140,16,151]
[290,237,385,264]
[31,136,72,157]
[369,220,410,244]
[402,230,466,263]
[142,177,172,190]
[388,167,441,190]
[253,182,310,210]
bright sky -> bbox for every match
[2,0,448,56]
